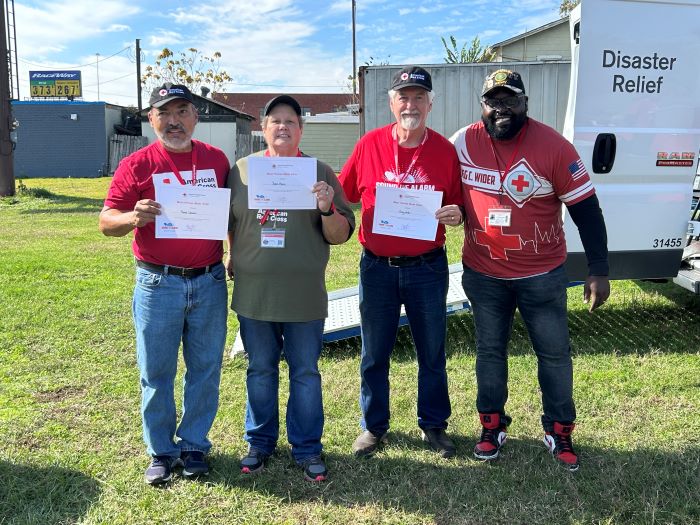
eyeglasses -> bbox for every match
[482,96,524,110]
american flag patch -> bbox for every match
[568,159,587,180]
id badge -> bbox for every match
[261,228,285,248]
[487,208,512,227]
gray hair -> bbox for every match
[388,88,435,102]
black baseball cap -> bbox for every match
[482,69,526,97]
[263,95,302,116]
[149,83,194,108]
[391,66,432,91]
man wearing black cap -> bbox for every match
[450,69,610,471]
[339,66,463,459]
[226,95,354,482]
[99,82,231,484]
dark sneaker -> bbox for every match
[473,412,508,461]
[422,428,456,458]
[181,450,209,478]
[301,456,328,482]
[144,455,181,485]
[543,422,580,472]
[240,448,269,475]
[352,430,387,457]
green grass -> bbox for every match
[1,178,699,525]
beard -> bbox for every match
[156,125,191,151]
[399,114,421,130]
[482,112,528,140]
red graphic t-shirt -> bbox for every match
[339,124,462,257]
[104,140,230,268]
[450,119,595,278]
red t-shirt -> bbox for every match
[450,119,595,278]
[104,140,230,268]
[339,124,462,257]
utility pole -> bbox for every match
[352,0,357,99]
[136,39,142,112]
[95,53,100,101]
[0,0,15,197]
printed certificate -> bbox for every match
[372,185,443,241]
[154,183,231,240]
[247,156,317,209]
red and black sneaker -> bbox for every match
[543,422,580,472]
[473,412,508,461]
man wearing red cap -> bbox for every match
[450,69,610,471]
[340,66,463,459]
[99,82,230,484]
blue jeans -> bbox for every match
[461,264,575,431]
[238,315,324,463]
[132,263,227,458]
[358,249,451,435]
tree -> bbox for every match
[560,0,580,16]
[141,48,232,97]
[441,36,495,64]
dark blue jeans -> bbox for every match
[238,315,325,463]
[461,264,575,431]
[358,249,451,435]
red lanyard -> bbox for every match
[260,149,303,225]
[157,141,198,185]
[488,121,528,195]
[392,124,428,185]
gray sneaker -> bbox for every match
[144,455,182,485]
[301,456,328,482]
[181,450,209,478]
[352,430,387,457]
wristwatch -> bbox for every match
[320,204,335,216]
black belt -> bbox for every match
[135,259,219,278]
[364,247,445,268]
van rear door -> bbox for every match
[563,0,700,280]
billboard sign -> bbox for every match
[30,71,82,98]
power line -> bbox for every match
[83,71,134,87]
[221,81,346,88]
[18,46,132,69]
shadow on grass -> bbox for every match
[206,436,698,524]
[325,282,700,362]
[2,188,104,214]
[0,460,101,524]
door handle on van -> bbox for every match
[592,133,616,173]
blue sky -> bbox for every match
[17,0,563,107]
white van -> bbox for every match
[562,0,700,288]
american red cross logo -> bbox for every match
[510,174,530,192]
[474,223,522,260]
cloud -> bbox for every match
[16,0,140,56]
[105,24,130,33]
[147,31,185,49]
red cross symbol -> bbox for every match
[510,174,530,192]
[474,223,522,260]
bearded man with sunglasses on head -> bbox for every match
[449,69,610,472]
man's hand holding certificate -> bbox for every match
[247,156,317,209]
[154,183,231,240]
[372,185,443,241]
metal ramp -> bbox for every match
[230,263,470,356]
